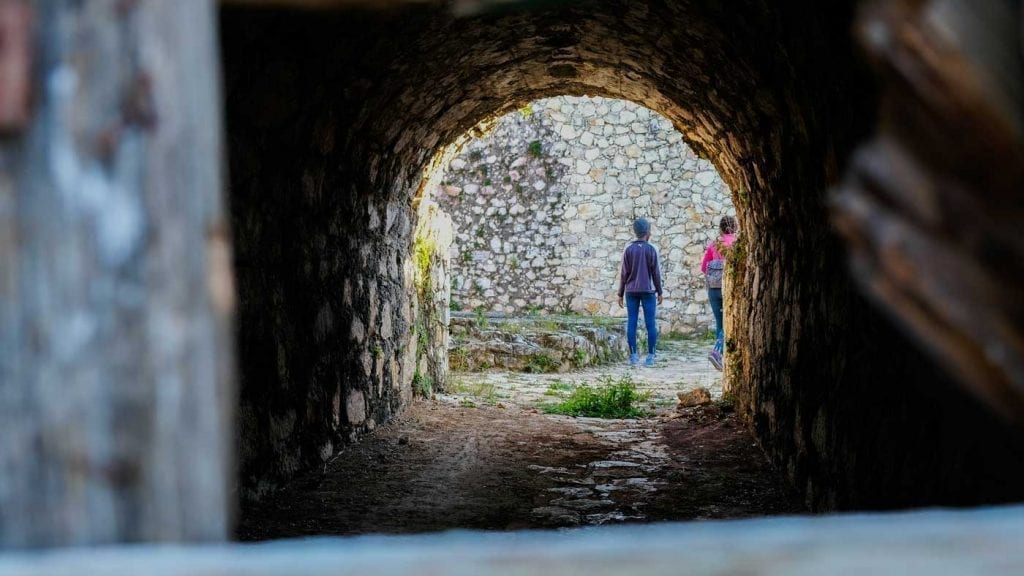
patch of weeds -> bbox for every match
[524,304,543,316]
[502,175,512,184]
[527,140,543,158]
[413,370,434,399]
[544,380,575,396]
[460,399,478,408]
[449,346,469,371]
[371,344,383,358]
[468,150,482,162]
[571,348,588,368]
[544,166,555,179]
[535,319,561,332]
[525,353,560,374]
[541,375,650,419]
[519,104,534,117]
[473,307,489,328]
[509,256,520,269]
[592,316,623,331]
[496,321,523,334]
[450,300,463,312]
[483,178,493,186]
[718,391,737,413]
[451,379,499,405]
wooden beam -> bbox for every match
[832,0,1024,424]
[0,0,233,548]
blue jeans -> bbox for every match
[625,292,658,355]
[708,288,724,354]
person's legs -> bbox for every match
[708,288,724,369]
[625,293,641,364]
[641,293,658,360]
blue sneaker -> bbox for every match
[629,353,640,366]
[644,353,656,367]
[708,350,723,371]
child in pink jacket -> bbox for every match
[701,216,737,370]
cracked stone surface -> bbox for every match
[238,340,798,539]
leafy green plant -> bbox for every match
[571,348,588,368]
[473,307,489,328]
[519,104,534,117]
[525,353,560,374]
[541,375,650,418]
[413,370,434,398]
[527,140,543,158]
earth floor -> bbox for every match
[236,340,803,540]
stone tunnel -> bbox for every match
[220,0,1024,511]
[3,0,1024,551]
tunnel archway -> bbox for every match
[221,0,1024,510]
[428,95,736,334]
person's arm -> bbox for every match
[617,248,630,306]
[650,246,663,304]
[700,243,714,274]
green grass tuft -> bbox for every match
[525,353,560,373]
[541,375,650,418]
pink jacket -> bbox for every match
[700,233,737,274]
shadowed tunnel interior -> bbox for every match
[220,0,1024,515]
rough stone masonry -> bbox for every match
[436,96,736,335]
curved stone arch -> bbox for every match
[221,0,1024,511]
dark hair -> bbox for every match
[632,217,651,238]
[719,216,737,235]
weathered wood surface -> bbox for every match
[0,1,32,132]
[0,0,233,548]
[832,0,1024,423]
[2,506,1024,575]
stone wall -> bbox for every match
[220,1,1024,510]
[436,97,735,335]
[412,199,454,395]
[449,314,628,373]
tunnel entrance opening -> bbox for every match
[219,0,1024,543]
[234,94,805,540]
[5,0,1024,558]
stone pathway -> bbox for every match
[237,340,798,540]
[439,339,727,526]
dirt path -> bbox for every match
[237,342,802,540]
